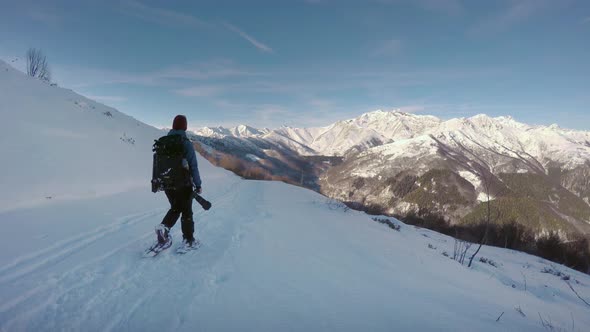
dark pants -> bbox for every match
[161,186,194,241]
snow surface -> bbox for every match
[2,166,590,331]
[2,60,590,331]
[459,170,481,190]
[245,153,261,162]
[0,60,162,212]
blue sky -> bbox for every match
[1,0,589,130]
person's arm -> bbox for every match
[184,139,202,190]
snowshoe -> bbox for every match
[144,225,172,257]
[176,238,201,255]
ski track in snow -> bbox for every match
[0,177,249,331]
[103,179,253,332]
[0,209,164,284]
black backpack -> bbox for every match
[151,135,192,192]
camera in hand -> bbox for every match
[193,192,212,210]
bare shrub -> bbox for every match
[515,306,526,317]
[26,48,51,82]
[468,173,499,267]
[453,238,472,265]
[372,217,401,231]
[479,257,497,267]
[400,211,590,273]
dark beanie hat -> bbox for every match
[172,115,187,131]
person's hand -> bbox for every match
[195,186,202,195]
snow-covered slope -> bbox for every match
[319,112,590,221]
[429,114,590,171]
[308,110,441,156]
[0,60,161,212]
[2,60,590,331]
[3,171,590,331]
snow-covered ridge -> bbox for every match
[195,109,590,169]
[195,124,269,139]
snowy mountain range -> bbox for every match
[2,59,590,330]
[195,110,590,239]
[197,124,270,139]
[196,110,590,168]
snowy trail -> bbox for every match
[0,169,252,331]
[1,161,590,331]
[0,209,163,284]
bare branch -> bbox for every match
[469,172,493,267]
[565,280,590,308]
[26,48,51,82]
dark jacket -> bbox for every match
[167,129,202,188]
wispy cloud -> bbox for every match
[352,66,507,86]
[375,0,464,15]
[55,60,262,88]
[252,105,291,125]
[53,65,159,88]
[206,99,304,128]
[175,85,224,97]
[169,65,506,105]
[469,0,554,35]
[313,0,463,15]
[4,2,64,27]
[202,100,293,128]
[223,22,274,53]
[412,0,464,15]
[120,0,207,28]
[28,7,61,26]
[155,60,264,81]
[372,39,402,57]
[118,2,275,54]
[582,17,590,24]
[308,98,336,110]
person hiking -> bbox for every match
[152,115,202,252]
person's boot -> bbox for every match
[176,237,200,254]
[155,224,172,248]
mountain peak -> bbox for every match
[230,124,267,137]
[361,109,412,117]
